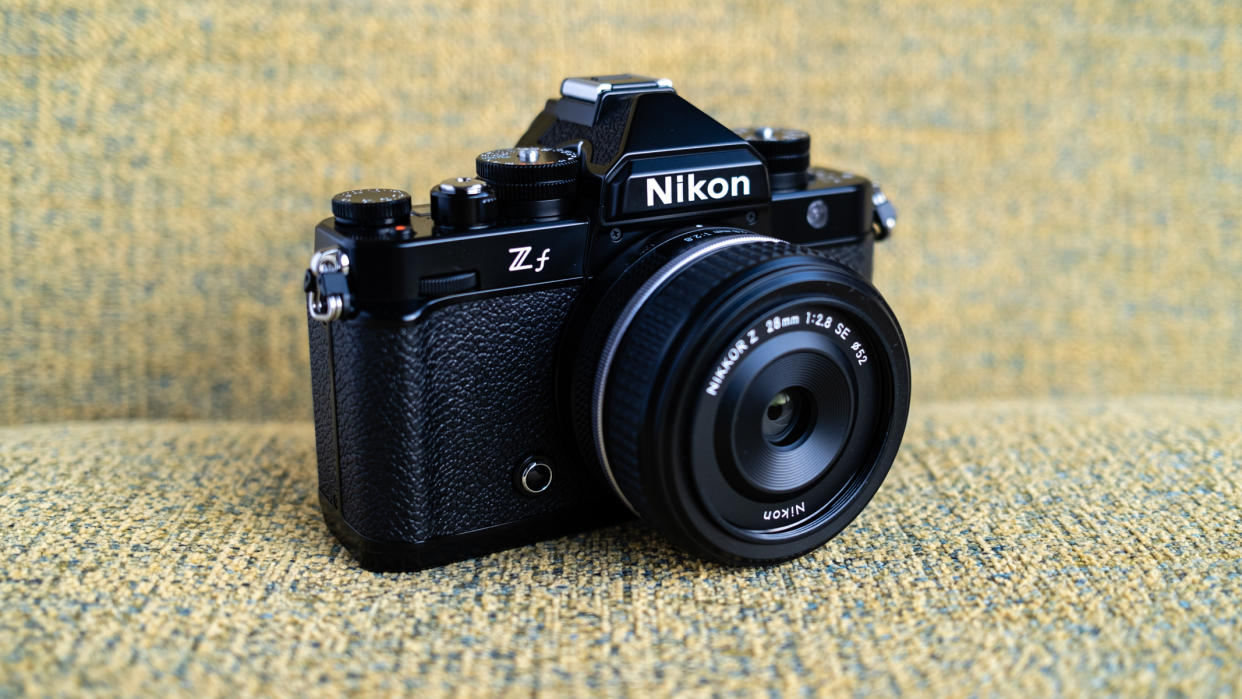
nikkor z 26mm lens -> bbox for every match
[572,229,910,565]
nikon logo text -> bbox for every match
[763,502,807,522]
[645,172,752,208]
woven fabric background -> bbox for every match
[2,0,1239,424]
[2,399,1239,695]
[4,2,1242,695]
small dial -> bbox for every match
[734,127,811,190]
[331,188,412,228]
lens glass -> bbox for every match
[762,387,814,447]
[719,342,856,501]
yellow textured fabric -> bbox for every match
[4,3,1241,696]
[2,399,1239,694]
[1,1,1239,424]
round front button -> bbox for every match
[516,457,554,495]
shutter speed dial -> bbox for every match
[476,147,580,220]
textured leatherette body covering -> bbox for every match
[308,285,611,544]
[308,319,339,509]
[815,234,873,282]
[535,97,632,167]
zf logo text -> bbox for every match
[508,246,551,273]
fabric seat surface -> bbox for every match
[3,399,1238,695]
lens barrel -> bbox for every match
[571,229,910,565]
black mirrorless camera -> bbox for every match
[305,75,910,571]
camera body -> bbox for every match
[306,75,905,571]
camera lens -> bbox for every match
[570,229,910,565]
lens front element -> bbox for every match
[763,388,812,447]
[726,341,855,497]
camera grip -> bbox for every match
[308,285,616,550]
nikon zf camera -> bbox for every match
[305,75,910,570]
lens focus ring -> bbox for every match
[577,234,786,515]
[599,238,817,511]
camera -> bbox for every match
[304,75,910,571]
